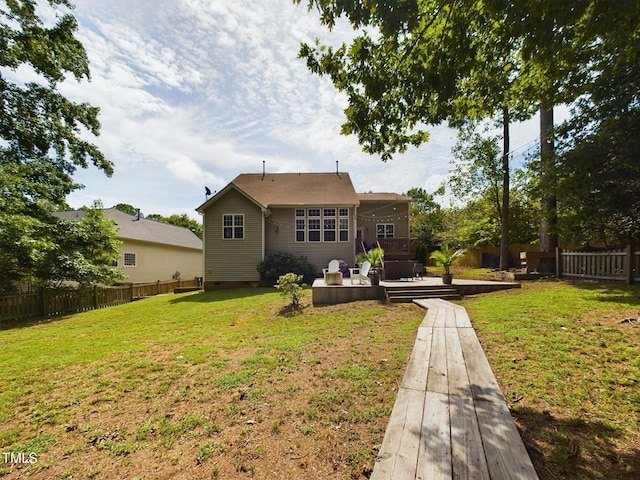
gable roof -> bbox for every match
[54,208,202,250]
[198,172,360,211]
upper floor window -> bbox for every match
[223,214,244,239]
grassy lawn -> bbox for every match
[460,279,640,480]
[0,278,638,479]
[0,288,422,479]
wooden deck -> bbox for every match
[372,298,539,480]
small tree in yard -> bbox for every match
[276,273,304,308]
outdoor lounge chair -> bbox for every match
[323,259,343,285]
[349,261,371,285]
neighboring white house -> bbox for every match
[195,171,412,290]
[54,208,203,284]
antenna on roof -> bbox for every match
[336,161,342,179]
[262,160,266,180]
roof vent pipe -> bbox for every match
[336,160,341,179]
[262,160,265,180]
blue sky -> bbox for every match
[47,0,543,219]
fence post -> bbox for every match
[624,244,633,285]
[129,283,134,302]
[93,285,99,310]
[555,247,561,279]
[41,288,48,318]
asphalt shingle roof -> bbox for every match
[225,172,360,208]
[54,208,202,250]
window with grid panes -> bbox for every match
[323,209,336,241]
[376,223,394,238]
[123,252,136,267]
[223,214,244,239]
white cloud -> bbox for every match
[62,0,460,218]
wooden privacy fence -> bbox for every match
[0,278,199,323]
[558,245,639,284]
[130,278,197,297]
[0,285,133,322]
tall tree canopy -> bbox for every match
[1,0,113,292]
[296,0,640,250]
[554,5,640,245]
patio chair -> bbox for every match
[323,259,343,285]
[349,261,371,285]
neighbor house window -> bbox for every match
[223,214,244,239]
[377,223,394,238]
[123,252,137,267]
[295,208,350,242]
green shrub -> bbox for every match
[256,252,316,286]
[276,273,304,307]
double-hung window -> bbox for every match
[323,208,336,242]
[308,209,321,242]
[295,209,306,242]
[339,208,349,242]
[223,214,244,239]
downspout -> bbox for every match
[353,205,358,265]
[261,208,269,261]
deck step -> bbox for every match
[385,285,460,303]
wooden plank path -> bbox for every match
[372,298,539,480]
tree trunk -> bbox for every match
[539,101,558,253]
[500,107,510,271]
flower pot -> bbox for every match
[369,271,381,286]
[442,273,453,285]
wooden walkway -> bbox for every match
[371,298,539,480]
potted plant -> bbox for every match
[430,244,465,284]
[356,247,385,285]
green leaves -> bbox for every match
[1,1,114,292]
[429,243,465,274]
